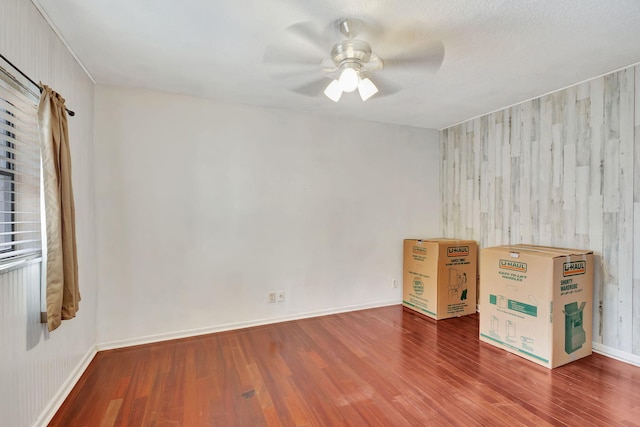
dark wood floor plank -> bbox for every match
[49,306,640,426]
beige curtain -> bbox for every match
[38,85,79,332]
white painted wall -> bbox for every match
[94,86,440,346]
[0,1,97,426]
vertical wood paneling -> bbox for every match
[440,65,638,358]
[603,139,620,212]
[588,78,606,341]
[539,97,552,243]
[487,116,496,246]
[445,128,455,237]
[501,113,511,243]
[511,106,520,245]
[440,129,448,235]
[563,144,576,241]
[473,119,482,243]
[618,69,635,353]
[520,103,532,244]
[603,212,620,346]
[575,166,589,235]
[0,1,96,426]
[1,264,42,426]
[551,122,564,246]
[460,127,469,233]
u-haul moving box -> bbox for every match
[403,239,477,320]
[479,244,594,368]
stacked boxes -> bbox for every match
[402,239,477,320]
[479,244,594,368]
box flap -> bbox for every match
[482,244,592,259]
[405,238,476,245]
[511,244,593,257]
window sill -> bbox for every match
[0,254,42,275]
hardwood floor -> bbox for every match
[49,306,640,426]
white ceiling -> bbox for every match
[35,0,640,129]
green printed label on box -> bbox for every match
[508,300,538,317]
[489,294,537,316]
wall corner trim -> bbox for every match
[34,345,97,427]
[30,0,96,84]
[592,342,640,368]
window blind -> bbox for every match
[0,70,41,265]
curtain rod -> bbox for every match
[0,53,75,117]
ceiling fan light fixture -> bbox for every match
[358,77,378,101]
[338,67,359,92]
[324,79,343,102]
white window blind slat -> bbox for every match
[0,247,41,260]
[0,238,40,247]
[0,78,41,264]
[0,167,40,179]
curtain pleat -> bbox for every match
[38,85,79,332]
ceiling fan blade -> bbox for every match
[381,39,445,72]
[263,45,334,91]
[268,69,326,88]
[369,75,402,98]
[368,21,445,72]
[263,45,324,68]
[372,24,435,47]
[286,21,334,55]
[351,18,384,42]
[291,77,331,97]
[263,44,326,87]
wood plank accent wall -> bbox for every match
[440,65,639,357]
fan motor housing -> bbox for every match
[331,39,372,66]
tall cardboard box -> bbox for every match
[403,239,477,320]
[479,244,594,368]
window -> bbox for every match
[0,107,16,254]
[0,67,41,267]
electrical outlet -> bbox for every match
[392,279,399,288]
[277,291,285,302]
[268,291,276,303]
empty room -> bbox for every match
[2,0,640,426]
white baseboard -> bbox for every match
[34,345,97,427]
[97,299,400,351]
[592,342,640,367]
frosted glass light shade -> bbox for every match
[339,68,359,92]
[358,78,378,101]
[324,79,343,102]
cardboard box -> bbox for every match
[403,239,477,320]
[479,244,594,368]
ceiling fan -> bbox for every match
[264,18,445,103]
